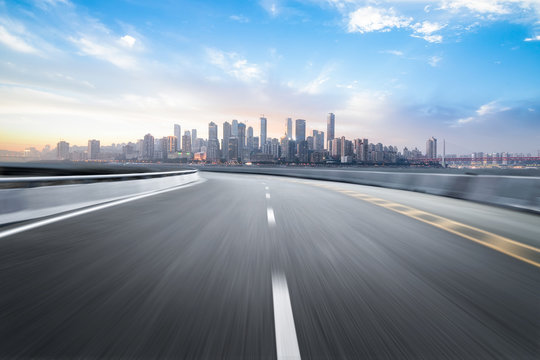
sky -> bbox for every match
[0,0,539,154]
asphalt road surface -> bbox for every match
[0,172,539,359]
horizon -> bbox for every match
[1,0,539,154]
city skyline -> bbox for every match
[1,0,539,153]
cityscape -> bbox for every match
[3,112,538,168]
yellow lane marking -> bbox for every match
[308,183,540,268]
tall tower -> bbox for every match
[286,118,292,140]
[295,119,306,142]
[260,116,267,149]
[174,124,181,151]
[327,113,335,149]
[191,129,197,147]
[232,119,239,137]
[426,136,437,159]
[238,123,246,151]
[222,121,231,160]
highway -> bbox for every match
[0,172,539,358]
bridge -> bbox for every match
[0,167,538,358]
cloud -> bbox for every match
[0,25,38,53]
[260,0,279,17]
[230,15,249,23]
[440,0,512,14]
[348,6,412,33]
[300,65,335,94]
[381,49,404,56]
[119,35,136,48]
[429,55,442,66]
[411,21,446,42]
[206,48,264,83]
[476,100,510,115]
[451,100,512,127]
[524,35,540,41]
[71,37,138,70]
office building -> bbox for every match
[286,118,292,140]
[182,131,192,153]
[238,122,246,151]
[260,116,267,148]
[191,129,197,148]
[228,137,239,162]
[174,124,181,151]
[167,136,177,153]
[295,119,306,142]
[222,121,231,160]
[426,137,437,159]
[327,113,335,148]
[57,141,69,160]
[247,126,254,151]
[88,139,100,160]
[142,134,154,160]
[232,119,238,137]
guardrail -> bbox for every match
[198,167,540,213]
[0,170,199,225]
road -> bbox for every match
[0,172,539,358]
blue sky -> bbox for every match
[0,0,539,154]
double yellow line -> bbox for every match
[292,180,540,268]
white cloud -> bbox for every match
[441,0,512,14]
[476,100,510,115]
[411,21,446,42]
[261,0,279,17]
[524,34,540,41]
[0,25,38,53]
[230,15,250,23]
[71,37,138,70]
[119,35,136,48]
[429,55,442,66]
[300,65,334,94]
[206,48,264,83]
[348,7,412,33]
[382,49,404,56]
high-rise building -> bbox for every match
[331,137,341,158]
[182,131,192,153]
[313,130,324,150]
[238,123,246,152]
[207,122,220,162]
[246,126,254,151]
[142,134,154,160]
[167,136,178,153]
[297,140,309,163]
[362,139,369,162]
[327,113,335,148]
[222,121,231,160]
[426,136,437,159]
[174,124,181,151]
[87,139,100,160]
[295,119,306,142]
[57,140,69,160]
[232,119,238,137]
[260,116,267,148]
[286,118,292,140]
[191,129,197,148]
[228,137,239,162]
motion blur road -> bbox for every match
[1,172,539,358]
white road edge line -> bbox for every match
[266,193,271,199]
[0,179,206,240]
[267,207,276,226]
[272,272,301,360]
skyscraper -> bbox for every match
[57,140,69,160]
[327,113,335,148]
[237,122,246,152]
[142,134,154,160]
[87,139,100,160]
[426,136,437,159]
[207,122,220,162]
[222,121,231,160]
[286,118,292,140]
[247,126,254,151]
[232,119,238,137]
[191,129,197,147]
[182,131,192,153]
[260,116,267,148]
[167,136,177,153]
[174,124,181,151]
[228,137,239,162]
[295,119,306,142]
